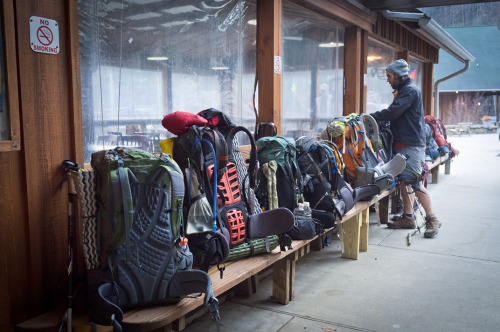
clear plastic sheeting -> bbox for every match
[366,39,396,114]
[281,1,345,138]
[78,0,257,162]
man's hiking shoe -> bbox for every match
[387,215,416,229]
[391,199,404,221]
[424,215,441,238]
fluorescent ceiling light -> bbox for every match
[211,66,229,70]
[319,42,344,48]
[367,55,382,61]
[284,36,303,41]
[147,56,168,61]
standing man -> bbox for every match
[370,59,441,238]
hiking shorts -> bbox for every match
[395,145,425,174]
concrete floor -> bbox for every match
[183,132,500,332]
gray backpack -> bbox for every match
[86,147,219,329]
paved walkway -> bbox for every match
[184,132,500,332]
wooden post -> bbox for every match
[343,27,362,115]
[257,0,282,134]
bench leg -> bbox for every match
[172,317,185,332]
[445,159,451,175]
[236,276,259,298]
[359,208,369,252]
[341,213,361,260]
[377,194,390,224]
[391,186,401,214]
[431,165,440,184]
[272,256,296,304]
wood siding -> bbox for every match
[0,0,81,329]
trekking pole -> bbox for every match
[58,160,80,332]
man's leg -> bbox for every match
[415,185,432,215]
[415,186,441,238]
[388,184,416,229]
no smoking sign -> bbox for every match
[30,16,59,54]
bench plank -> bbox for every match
[121,238,313,331]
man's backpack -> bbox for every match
[254,136,303,212]
[88,147,218,329]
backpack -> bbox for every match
[172,125,232,273]
[425,124,440,160]
[323,113,400,193]
[87,147,218,329]
[197,109,294,246]
[170,111,294,274]
[255,136,303,212]
[424,115,458,157]
[370,120,393,163]
[295,136,344,213]
[324,114,379,185]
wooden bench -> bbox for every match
[118,194,393,331]
[18,144,447,332]
[426,153,451,184]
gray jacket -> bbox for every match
[370,78,426,147]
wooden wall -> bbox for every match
[0,0,82,330]
[0,0,440,331]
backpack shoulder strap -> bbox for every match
[226,126,257,188]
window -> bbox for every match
[78,0,256,162]
[0,0,20,151]
[409,57,424,91]
[366,39,397,114]
[282,1,344,137]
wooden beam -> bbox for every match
[398,50,410,62]
[257,0,282,134]
[360,30,369,115]
[424,62,434,116]
[293,0,376,33]
[66,0,84,164]
[343,27,362,115]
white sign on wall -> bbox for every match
[274,56,282,74]
[30,16,59,54]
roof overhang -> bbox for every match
[381,10,475,63]
[364,0,499,11]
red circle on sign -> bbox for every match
[37,26,53,46]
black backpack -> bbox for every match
[171,114,294,275]
[295,136,343,212]
[84,147,219,329]
[172,125,232,274]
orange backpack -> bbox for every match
[324,113,379,186]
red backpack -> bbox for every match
[424,115,457,157]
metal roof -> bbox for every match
[434,25,500,92]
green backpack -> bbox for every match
[88,147,219,329]
[254,136,303,212]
